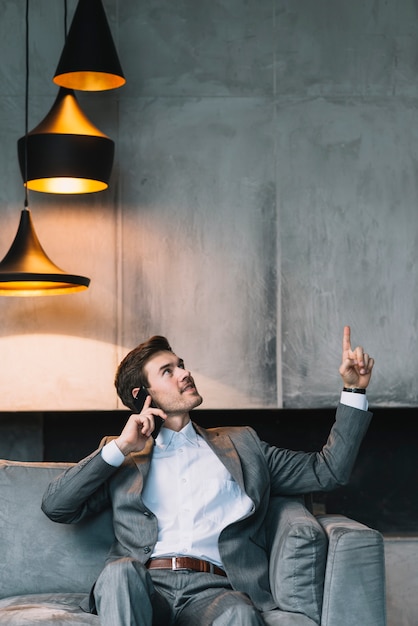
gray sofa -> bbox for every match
[0,459,386,625]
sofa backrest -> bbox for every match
[0,459,115,599]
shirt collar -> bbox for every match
[155,420,200,449]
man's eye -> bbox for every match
[179,362,185,370]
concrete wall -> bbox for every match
[385,536,418,626]
[0,0,417,411]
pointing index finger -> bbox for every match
[342,325,351,354]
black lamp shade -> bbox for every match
[17,88,115,194]
[18,133,114,194]
[53,0,126,91]
[0,209,90,296]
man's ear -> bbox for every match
[132,387,140,399]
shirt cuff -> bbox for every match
[340,390,368,412]
[101,439,125,467]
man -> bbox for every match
[42,326,374,626]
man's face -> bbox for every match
[144,350,203,415]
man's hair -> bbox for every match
[114,335,172,411]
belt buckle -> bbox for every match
[172,557,188,571]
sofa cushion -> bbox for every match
[0,460,114,599]
[0,593,98,625]
[266,496,327,625]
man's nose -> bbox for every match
[178,366,191,380]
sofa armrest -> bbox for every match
[317,514,386,626]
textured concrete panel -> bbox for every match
[119,0,274,97]
[0,39,123,410]
[278,96,418,407]
[118,96,278,408]
[275,0,418,97]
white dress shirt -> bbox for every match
[103,421,253,567]
[101,391,367,566]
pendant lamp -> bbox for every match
[0,207,90,296]
[17,87,115,194]
[53,0,125,91]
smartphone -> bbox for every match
[133,387,164,439]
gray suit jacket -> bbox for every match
[42,403,372,612]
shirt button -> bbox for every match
[143,546,151,554]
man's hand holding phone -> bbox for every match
[114,395,167,456]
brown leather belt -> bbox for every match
[147,557,226,577]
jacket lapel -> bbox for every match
[193,422,246,493]
[123,438,154,493]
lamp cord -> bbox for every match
[24,0,29,210]
[64,0,68,38]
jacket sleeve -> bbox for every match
[41,447,118,524]
[261,403,373,495]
